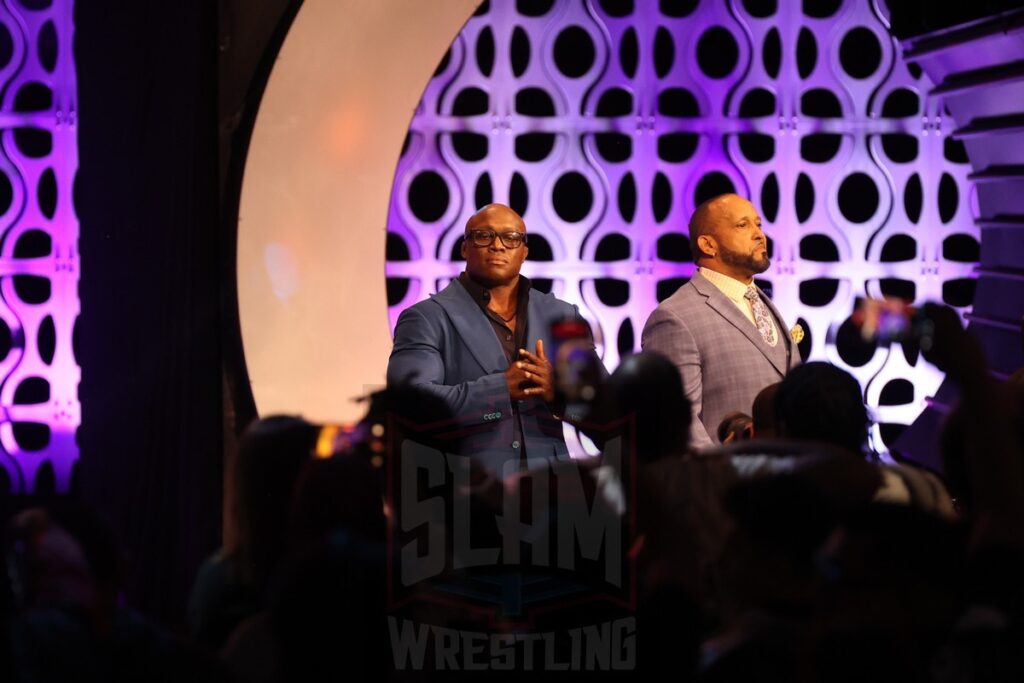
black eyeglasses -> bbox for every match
[465,229,527,249]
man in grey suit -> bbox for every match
[387,203,599,475]
[642,193,800,450]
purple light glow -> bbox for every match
[385,0,978,455]
[0,0,78,493]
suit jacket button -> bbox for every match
[512,440,520,449]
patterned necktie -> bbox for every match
[744,285,777,346]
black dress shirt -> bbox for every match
[457,272,533,460]
[457,272,530,364]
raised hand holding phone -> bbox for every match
[851,296,918,343]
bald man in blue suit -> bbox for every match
[387,204,600,475]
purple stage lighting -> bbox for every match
[0,0,78,494]
[386,0,978,457]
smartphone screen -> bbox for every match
[550,318,599,407]
[852,297,915,343]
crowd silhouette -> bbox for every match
[2,302,1023,681]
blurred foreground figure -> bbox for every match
[188,416,319,650]
[773,360,954,518]
[220,386,448,683]
[6,503,222,682]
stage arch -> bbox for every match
[238,0,1024,468]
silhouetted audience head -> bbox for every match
[751,381,780,438]
[604,351,691,460]
[232,415,320,586]
[718,412,754,443]
[221,392,417,683]
[269,528,388,682]
[775,361,869,455]
[288,453,387,552]
[266,452,391,682]
[5,502,121,614]
[6,502,223,682]
[721,474,838,609]
[358,382,456,457]
[809,504,965,682]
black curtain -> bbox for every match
[75,0,222,627]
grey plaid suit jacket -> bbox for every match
[641,270,800,449]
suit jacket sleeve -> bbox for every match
[387,305,510,422]
[641,306,714,449]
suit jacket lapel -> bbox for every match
[690,271,788,376]
[432,281,508,374]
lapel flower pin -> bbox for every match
[790,324,805,344]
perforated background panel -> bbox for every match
[385,0,979,456]
[0,0,78,494]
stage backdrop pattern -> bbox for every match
[0,0,78,494]
[385,0,978,455]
